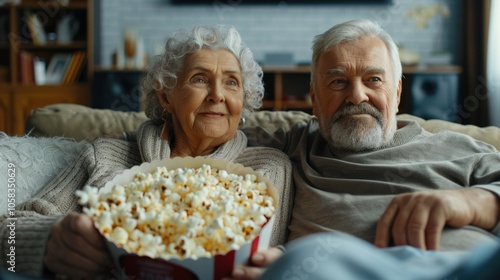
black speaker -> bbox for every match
[410,73,458,122]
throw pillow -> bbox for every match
[0,135,90,215]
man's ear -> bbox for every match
[310,86,315,104]
[395,79,402,113]
[309,86,318,116]
[156,90,172,113]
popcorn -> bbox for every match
[77,164,275,260]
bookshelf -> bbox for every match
[0,0,93,136]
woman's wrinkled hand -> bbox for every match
[43,212,113,278]
[222,247,284,280]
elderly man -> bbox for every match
[226,19,500,280]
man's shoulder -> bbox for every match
[399,120,499,154]
[242,146,291,160]
[236,147,292,173]
[429,129,499,153]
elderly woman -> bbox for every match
[1,25,292,279]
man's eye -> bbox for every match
[368,77,382,82]
[329,79,347,89]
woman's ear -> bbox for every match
[156,90,172,113]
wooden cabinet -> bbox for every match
[262,66,312,112]
[0,87,11,133]
[261,65,462,122]
[0,0,93,136]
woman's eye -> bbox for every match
[227,79,238,86]
[191,76,207,84]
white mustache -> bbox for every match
[332,103,383,124]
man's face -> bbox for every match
[310,36,402,151]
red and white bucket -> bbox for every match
[109,214,274,280]
[99,157,277,280]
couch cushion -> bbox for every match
[25,104,500,151]
[397,114,500,151]
[246,110,313,132]
[26,104,148,141]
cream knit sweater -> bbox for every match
[0,121,293,276]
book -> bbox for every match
[19,51,34,85]
[33,57,46,85]
[24,10,47,45]
[68,51,87,84]
[61,52,79,84]
[62,51,86,84]
[45,53,72,84]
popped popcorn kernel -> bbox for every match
[77,164,275,260]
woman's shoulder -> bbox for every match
[91,138,142,165]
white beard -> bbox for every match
[322,103,396,151]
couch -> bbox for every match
[25,103,500,150]
[1,103,499,213]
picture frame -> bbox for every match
[45,53,72,84]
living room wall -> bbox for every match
[94,0,461,67]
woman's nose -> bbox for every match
[207,83,225,103]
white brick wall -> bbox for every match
[96,0,461,67]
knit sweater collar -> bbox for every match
[136,120,248,162]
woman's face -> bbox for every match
[165,49,244,145]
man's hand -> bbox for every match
[44,212,112,278]
[375,188,500,250]
[222,247,284,280]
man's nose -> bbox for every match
[345,80,369,105]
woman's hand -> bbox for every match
[44,212,113,278]
[222,247,284,280]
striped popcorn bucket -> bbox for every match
[98,157,278,280]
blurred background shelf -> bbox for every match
[0,0,93,136]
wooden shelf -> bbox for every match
[1,0,93,136]
[282,100,312,109]
[94,66,145,72]
[13,1,88,9]
[262,65,311,73]
[402,65,462,74]
[18,42,89,50]
[262,66,311,111]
